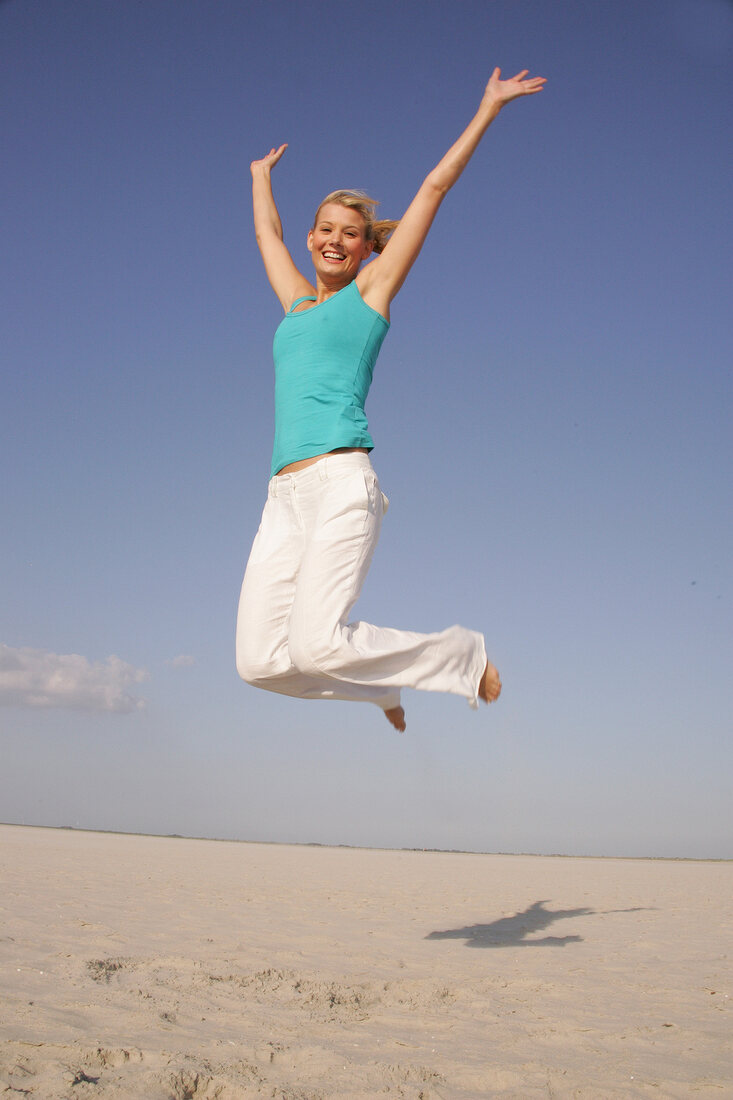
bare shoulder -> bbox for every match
[283,277,317,311]
[285,279,318,312]
[267,259,316,312]
[355,264,392,322]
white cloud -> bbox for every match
[0,644,148,713]
[165,654,196,668]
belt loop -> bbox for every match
[270,476,278,498]
[318,457,328,481]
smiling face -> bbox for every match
[307,203,373,286]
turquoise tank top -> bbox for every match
[270,281,390,477]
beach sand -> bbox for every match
[1,824,730,1098]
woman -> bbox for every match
[237,67,546,732]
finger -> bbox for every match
[512,69,529,81]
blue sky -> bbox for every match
[2,0,731,857]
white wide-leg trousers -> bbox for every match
[236,453,487,711]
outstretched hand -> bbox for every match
[483,67,546,108]
[251,144,288,176]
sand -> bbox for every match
[0,824,730,1098]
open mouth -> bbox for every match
[322,250,345,263]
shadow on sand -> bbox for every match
[426,899,649,948]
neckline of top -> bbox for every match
[286,282,388,325]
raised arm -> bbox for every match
[251,145,314,311]
[358,68,546,318]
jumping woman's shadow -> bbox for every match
[426,899,647,948]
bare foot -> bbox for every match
[478,660,502,704]
[384,705,406,732]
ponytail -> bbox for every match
[370,218,400,254]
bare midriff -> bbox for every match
[277,447,369,477]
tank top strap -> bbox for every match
[287,295,317,314]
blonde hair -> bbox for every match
[313,190,399,254]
